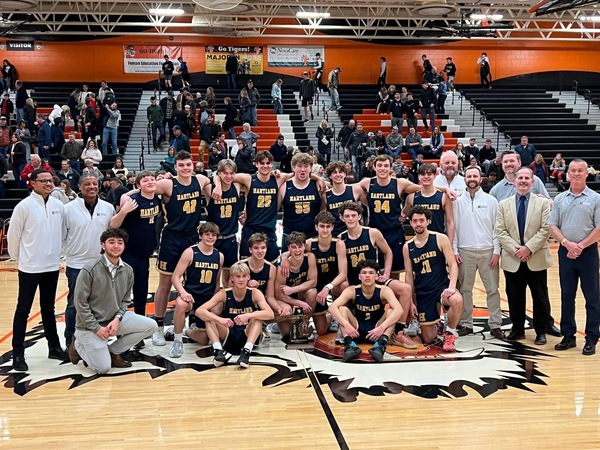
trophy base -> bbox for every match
[286,342,315,351]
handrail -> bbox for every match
[470,103,476,126]
[572,80,578,105]
[479,109,486,138]
[505,132,512,149]
[584,89,592,115]
[559,72,563,95]
[492,121,500,150]
[139,139,145,170]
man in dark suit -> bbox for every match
[496,167,553,345]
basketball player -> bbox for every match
[169,222,223,358]
[403,163,455,242]
[358,155,422,275]
[197,262,274,368]
[329,260,403,362]
[274,232,318,337]
[325,160,366,237]
[127,150,211,347]
[403,206,463,352]
[277,152,327,252]
[205,159,243,286]
[338,201,417,349]
[280,211,347,335]
[110,171,161,324]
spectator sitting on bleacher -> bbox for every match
[0,115,10,157]
[10,133,27,189]
[208,143,225,172]
[386,126,402,158]
[410,154,425,179]
[269,135,287,169]
[280,146,294,174]
[57,159,80,191]
[194,162,208,177]
[487,155,504,179]
[345,161,358,184]
[199,115,220,161]
[392,155,404,175]
[61,179,77,201]
[107,177,129,210]
[170,125,190,152]
[549,153,566,184]
[514,135,537,166]
[50,176,69,205]
[125,173,136,191]
[529,153,549,183]
[361,156,376,179]
[426,126,445,157]
[464,137,480,165]
[479,139,496,175]
[311,154,325,177]
[234,137,256,175]
[481,171,498,193]
[373,130,386,155]
[81,158,103,183]
[451,141,466,173]
[404,127,424,161]
[35,114,52,161]
[1,93,14,122]
[397,163,415,183]
[61,132,83,172]
[239,123,260,151]
[21,154,54,190]
[112,156,128,178]
[80,139,102,164]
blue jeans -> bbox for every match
[421,107,436,130]
[69,159,81,173]
[102,126,118,155]
[65,266,81,347]
[403,147,417,161]
[15,108,24,123]
[250,106,257,126]
[13,163,26,189]
[329,88,339,108]
[387,148,401,158]
[151,122,165,149]
[273,99,283,115]
[227,73,237,89]
[228,126,236,140]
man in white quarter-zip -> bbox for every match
[62,172,115,349]
[8,169,69,372]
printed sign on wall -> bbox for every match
[267,46,325,68]
[123,44,182,74]
[205,45,263,75]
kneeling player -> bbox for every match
[329,260,403,362]
[170,222,223,358]
[274,232,317,337]
[403,206,463,352]
[198,262,274,368]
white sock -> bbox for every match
[174,333,183,342]
[244,342,254,352]
[212,342,222,351]
[446,327,458,337]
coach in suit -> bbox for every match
[496,167,553,345]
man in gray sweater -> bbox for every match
[69,228,157,374]
[102,102,120,155]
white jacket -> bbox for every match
[62,197,115,269]
[453,188,500,254]
[8,191,64,273]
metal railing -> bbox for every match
[480,109,487,138]
[584,89,592,115]
[139,138,146,170]
[572,80,579,104]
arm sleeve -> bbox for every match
[74,268,101,333]
[7,203,25,259]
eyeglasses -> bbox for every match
[35,179,54,184]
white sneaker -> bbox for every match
[406,319,420,337]
[152,328,166,346]
[169,340,183,358]
[335,329,344,345]
[268,323,281,334]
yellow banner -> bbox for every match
[205,45,263,75]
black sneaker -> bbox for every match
[311,114,314,120]
[213,349,232,367]
[343,345,362,362]
[12,355,28,372]
[133,340,146,350]
[48,347,69,362]
[368,343,385,363]
[237,349,251,369]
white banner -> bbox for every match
[123,44,182,74]
[267,46,325,68]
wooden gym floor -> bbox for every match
[1,247,600,449]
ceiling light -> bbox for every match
[470,13,503,20]
[580,16,600,21]
[149,8,185,15]
[296,11,331,19]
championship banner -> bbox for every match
[267,46,325,68]
[123,44,182,74]
[205,45,263,75]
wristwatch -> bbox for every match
[561,238,567,246]
[115,313,124,322]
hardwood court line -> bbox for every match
[0,290,69,345]
[473,285,586,337]
[298,349,350,450]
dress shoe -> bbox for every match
[534,334,547,345]
[490,328,506,340]
[554,336,576,351]
[68,338,81,364]
[110,352,132,368]
[457,326,473,337]
[547,324,562,337]
[582,341,597,356]
[507,331,525,341]
[12,356,28,372]
[48,347,69,362]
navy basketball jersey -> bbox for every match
[339,227,378,285]
[245,174,278,229]
[326,186,355,236]
[282,179,321,235]
[163,177,203,235]
[367,178,403,233]
[353,285,385,325]
[122,192,161,257]
[184,245,221,298]
[206,184,241,236]
[286,254,309,288]
[413,191,445,234]
[223,288,257,331]
[407,232,449,293]
[239,257,272,296]
[310,238,339,289]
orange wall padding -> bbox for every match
[1,35,599,84]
